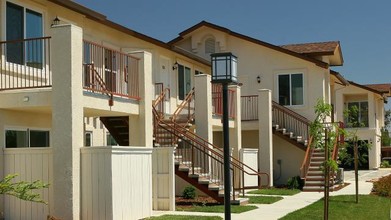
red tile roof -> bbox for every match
[280,41,340,55]
[364,83,391,94]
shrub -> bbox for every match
[287,176,304,190]
[182,186,196,199]
[372,174,391,197]
[380,160,391,168]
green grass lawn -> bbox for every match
[247,188,300,196]
[147,215,222,220]
[176,205,258,213]
[244,195,283,204]
[280,195,391,220]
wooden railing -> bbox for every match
[0,37,51,90]
[300,122,345,179]
[83,40,140,100]
[172,87,195,125]
[153,90,270,197]
[272,101,311,142]
[212,84,236,118]
[300,136,314,179]
[241,95,259,121]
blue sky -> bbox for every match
[75,0,391,109]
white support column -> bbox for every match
[129,51,153,147]
[194,74,213,143]
[51,24,83,219]
[258,89,273,186]
[229,84,242,159]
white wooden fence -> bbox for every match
[81,146,153,220]
[3,148,53,220]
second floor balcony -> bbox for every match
[0,37,141,102]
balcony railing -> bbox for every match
[83,40,140,100]
[241,95,259,121]
[0,37,51,90]
[212,84,236,118]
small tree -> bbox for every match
[381,109,391,146]
[0,174,49,204]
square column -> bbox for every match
[51,24,83,219]
[229,84,242,159]
[128,51,153,147]
[258,89,273,186]
[194,74,213,143]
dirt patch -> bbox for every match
[176,196,220,207]
[333,182,350,191]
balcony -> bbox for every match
[211,83,236,119]
[0,37,51,90]
[83,40,140,101]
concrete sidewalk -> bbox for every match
[151,170,390,220]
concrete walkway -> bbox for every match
[151,170,390,220]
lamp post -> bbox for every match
[211,52,238,220]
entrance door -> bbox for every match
[159,57,171,114]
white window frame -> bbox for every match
[4,126,50,148]
[3,1,47,72]
[85,131,93,147]
[345,101,369,128]
[277,72,305,106]
[177,63,193,100]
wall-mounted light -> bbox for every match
[257,75,261,84]
[51,16,60,27]
[23,96,29,102]
[172,61,179,70]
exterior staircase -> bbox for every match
[100,116,129,146]
[272,101,311,151]
[300,122,344,192]
[153,86,269,205]
[302,148,337,192]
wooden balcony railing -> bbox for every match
[83,40,140,100]
[0,37,51,90]
[272,101,311,142]
[241,95,259,121]
[212,84,236,118]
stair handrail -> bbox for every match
[153,105,270,189]
[171,87,195,124]
[300,121,345,180]
[153,86,170,119]
[300,136,314,179]
[84,63,114,106]
[272,101,311,141]
[332,121,345,161]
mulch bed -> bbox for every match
[176,196,220,207]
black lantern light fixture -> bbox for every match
[257,75,261,84]
[172,61,179,70]
[211,52,238,84]
[51,16,60,27]
[210,52,238,220]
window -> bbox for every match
[346,101,369,127]
[5,129,49,148]
[278,73,303,106]
[106,133,118,146]
[6,2,43,67]
[205,38,215,54]
[178,64,192,100]
[85,131,92,147]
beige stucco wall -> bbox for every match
[176,27,330,121]
[335,84,385,169]
[241,130,259,148]
[273,135,305,185]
